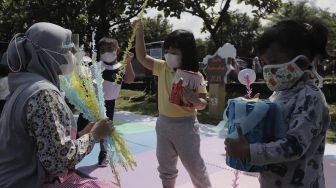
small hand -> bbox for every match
[131,19,144,32]
[183,87,199,104]
[78,122,95,137]
[125,52,134,65]
[183,88,207,110]
[90,118,115,141]
[224,125,250,160]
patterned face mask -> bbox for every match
[263,55,309,91]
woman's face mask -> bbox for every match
[59,53,76,75]
[43,49,76,75]
[100,51,117,63]
[263,55,309,91]
[165,53,181,69]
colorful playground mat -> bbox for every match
[77,111,336,188]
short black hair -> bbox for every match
[257,20,328,60]
[164,30,199,72]
[98,37,119,49]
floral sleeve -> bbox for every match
[26,89,95,175]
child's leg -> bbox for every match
[156,116,179,187]
[173,118,212,188]
[102,99,116,151]
[98,100,116,166]
[105,100,115,122]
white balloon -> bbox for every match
[238,68,256,86]
[201,55,213,65]
[216,43,236,60]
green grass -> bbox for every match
[115,89,220,125]
[327,104,336,143]
[115,89,158,117]
[116,89,336,143]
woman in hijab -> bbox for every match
[0,22,117,188]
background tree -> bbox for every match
[0,0,89,46]
[0,0,151,50]
[270,0,336,53]
[210,11,261,56]
[153,0,282,47]
[111,14,173,58]
[143,14,173,43]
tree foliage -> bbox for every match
[143,14,173,43]
[0,0,283,52]
[0,0,150,50]
[153,0,282,47]
[270,0,336,52]
[214,11,261,57]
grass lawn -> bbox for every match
[116,89,336,143]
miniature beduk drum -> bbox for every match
[169,69,205,107]
[224,97,286,172]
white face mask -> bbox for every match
[263,55,308,91]
[165,53,181,69]
[43,49,76,75]
[59,53,76,75]
[100,51,117,63]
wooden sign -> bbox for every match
[205,55,227,84]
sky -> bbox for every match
[145,0,336,39]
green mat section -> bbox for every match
[113,119,128,126]
[115,122,155,135]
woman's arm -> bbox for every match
[26,90,95,175]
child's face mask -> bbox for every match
[100,51,117,63]
[165,53,181,69]
[263,55,309,91]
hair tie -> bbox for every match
[304,23,313,32]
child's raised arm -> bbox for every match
[133,19,156,71]
[123,52,135,84]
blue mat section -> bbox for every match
[123,131,157,154]
[77,143,100,167]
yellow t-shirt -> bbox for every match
[153,59,207,117]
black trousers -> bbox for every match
[0,100,5,115]
[77,99,116,132]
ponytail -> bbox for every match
[306,20,329,58]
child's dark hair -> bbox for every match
[257,20,329,60]
[164,30,199,72]
[98,37,119,49]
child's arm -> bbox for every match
[123,52,135,84]
[133,19,156,71]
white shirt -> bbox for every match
[99,61,125,100]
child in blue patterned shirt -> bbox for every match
[225,20,331,188]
